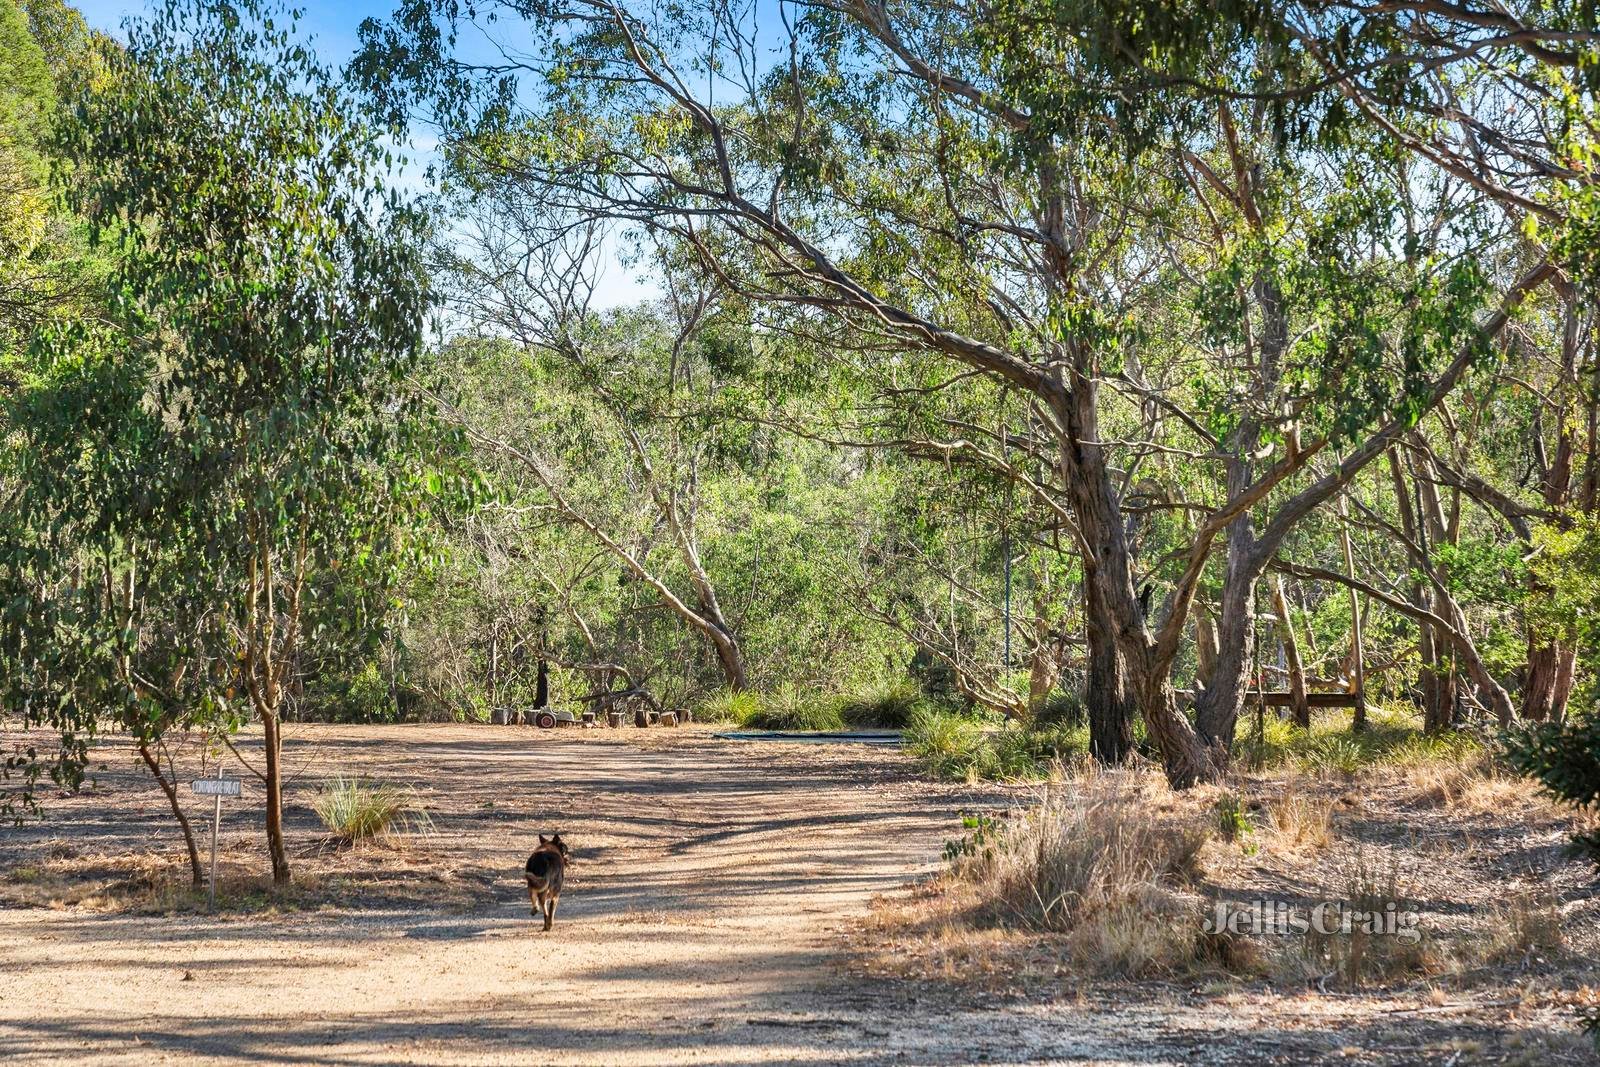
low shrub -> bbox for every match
[1502,713,1600,867]
[312,777,433,845]
[1212,791,1255,845]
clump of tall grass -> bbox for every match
[838,679,925,729]
[694,689,762,724]
[904,708,1089,782]
[1278,856,1436,987]
[744,687,845,731]
[905,707,991,778]
[1234,704,1488,778]
[313,777,434,845]
[1267,790,1335,851]
[949,775,1213,975]
[915,710,1091,781]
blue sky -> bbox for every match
[74,1,376,60]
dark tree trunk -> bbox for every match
[138,740,204,890]
[709,627,748,692]
[262,711,291,886]
[1137,671,1221,789]
[1050,373,1224,787]
[1083,573,1134,764]
[1522,644,1576,723]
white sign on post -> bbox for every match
[190,770,243,909]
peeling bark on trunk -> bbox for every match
[1522,644,1577,722]
[1083,574,1133,764]
[1051,378,1220,784]
[1193,582,1254,752]
[1195,606,1219,690]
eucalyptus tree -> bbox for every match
[359,0,1559,784]
[2,329,227,875]
[435,238,756,690]
[1027,0,1598,731]
[17,0,450,884]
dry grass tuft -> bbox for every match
[1275,856,1440,988]
[948,773,1214,976]
[1477,891,1566,966]
[1405,752,1543,812]
[1266,790,1335,851]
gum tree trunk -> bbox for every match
[1083,573,1133,763]
[262,710,290,886]
[1522,299,1583,722]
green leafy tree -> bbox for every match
[9,0,454,883]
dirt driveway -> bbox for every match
[7,724,1579,1066]
[0,723,1081,1066]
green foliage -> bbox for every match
[1300,736,1366,778]
[312,777,433,844]
[1502,713,1600,868]
[1527,517,1600,691]
[343,663,396,724]
[942,811,1001,865]
[1235,707,1485,775]
[0,0,470,823]
[1212,792,1255,845]
[905,707,993,780]
[905,707,1089,781]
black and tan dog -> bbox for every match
[525,833,569,932]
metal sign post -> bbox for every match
[190,767,242,910]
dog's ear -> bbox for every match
[538,834,547,845]
[552,832,562,844]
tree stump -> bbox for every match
[678,708,693,724]
[660,711,677,727]
[491,708,510,726]
[607,711,624,728]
